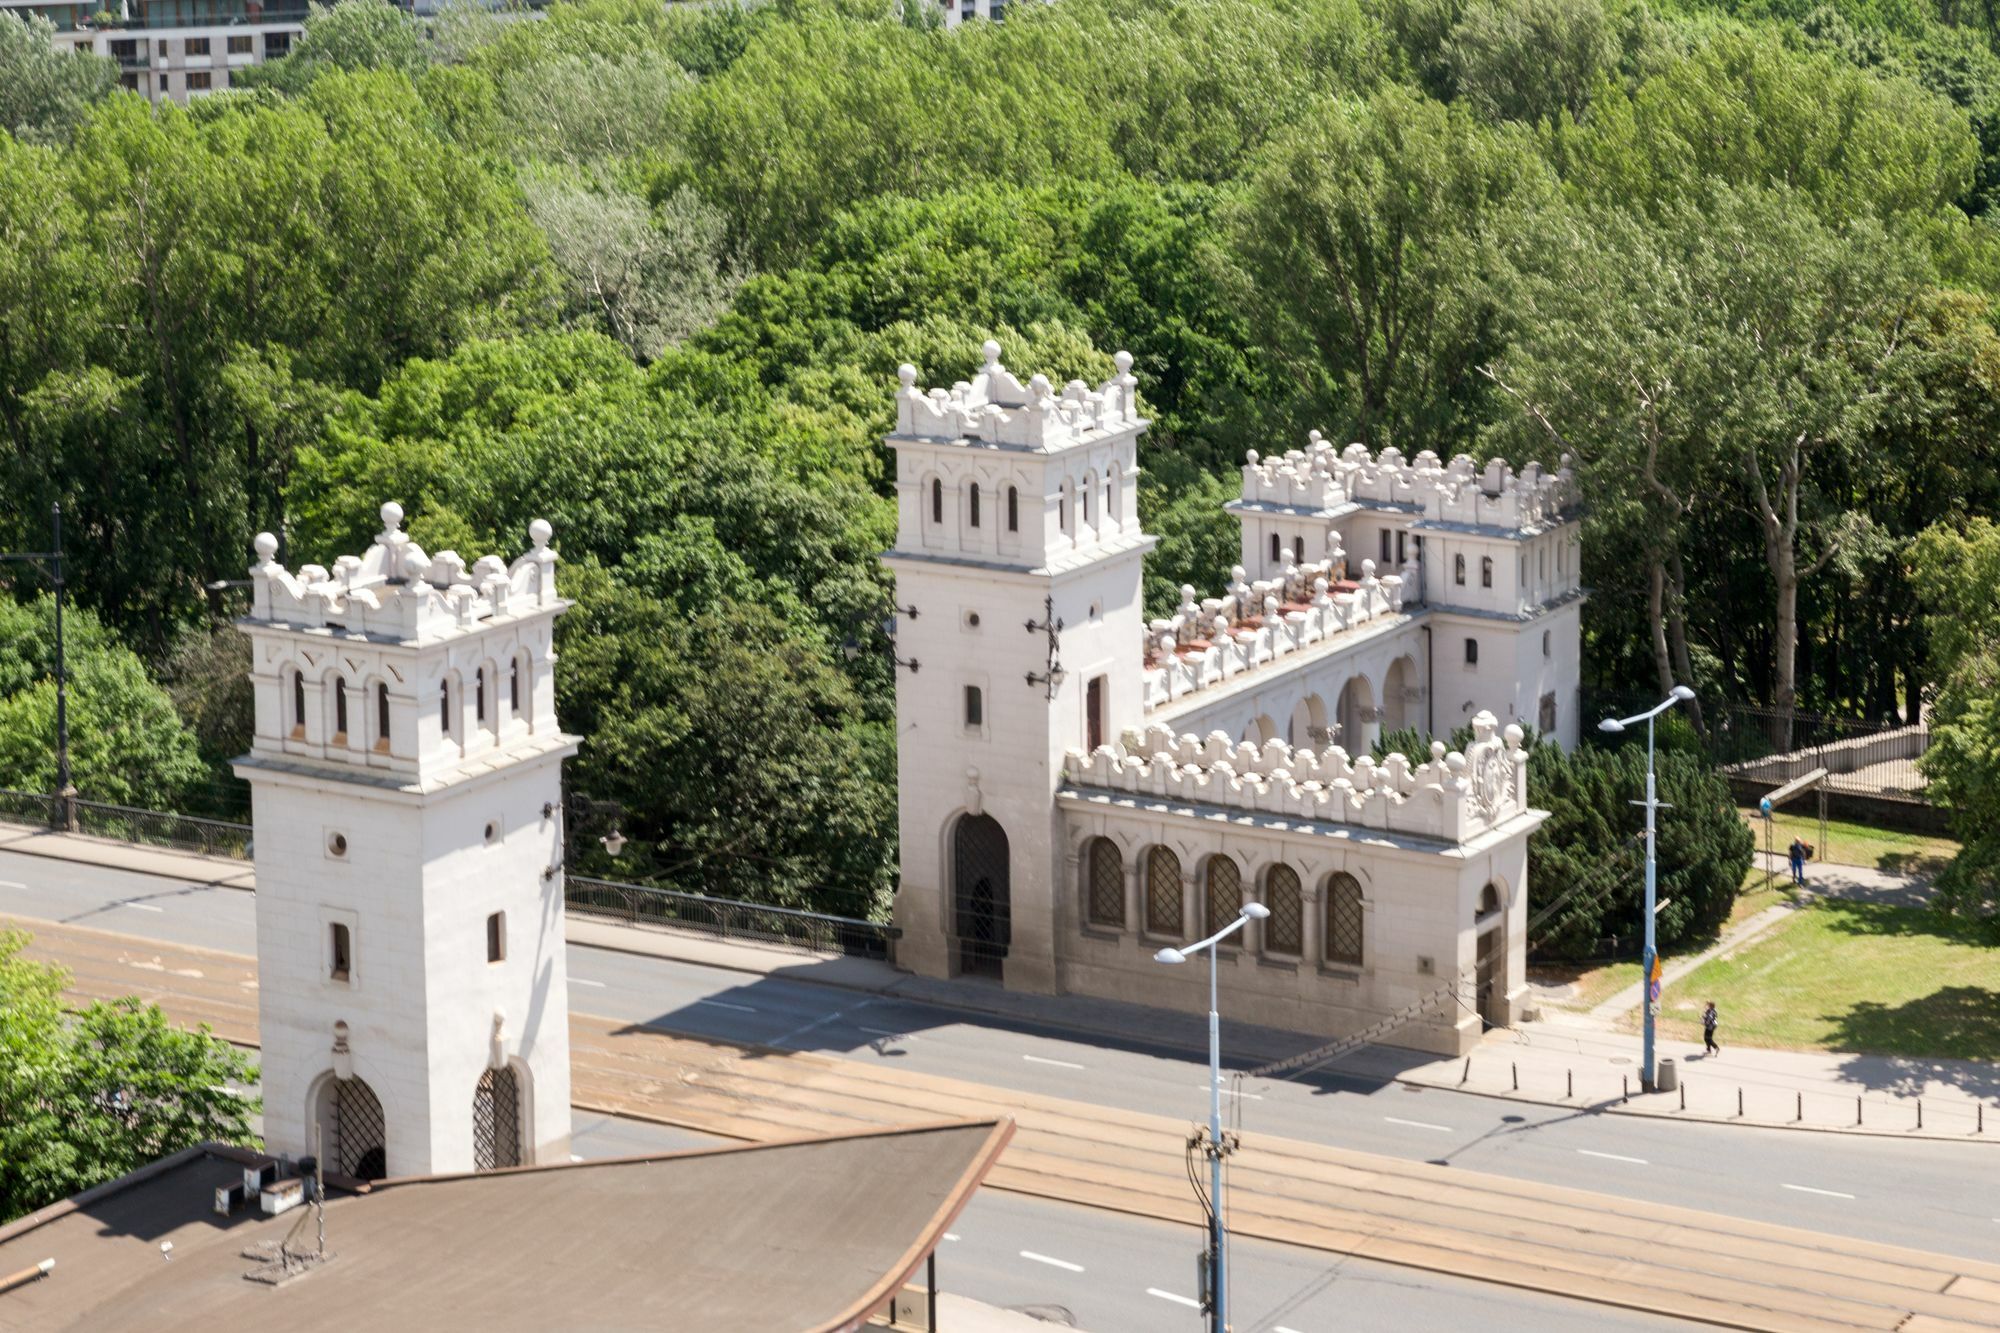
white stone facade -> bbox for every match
[883,344,1581,1055]
[232,505,578,1178]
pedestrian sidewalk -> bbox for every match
[15,823,1996,1142]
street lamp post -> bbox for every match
[2,504,72,830]
[1154,900,1271,1333]
[1598,684,1696,1091]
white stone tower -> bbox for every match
[232,504,578,1179]
[882,342,1154,992]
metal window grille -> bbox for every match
[1325,873,1364,966]
[1265,865,1302,954]
[1087,838,1124,928]
[332,1077,386,1180]
[1204,857,1241,937]
[473,1066,521,1171]
[1146,847,1182,936]
[953,814,1010,978]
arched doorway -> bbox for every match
[1337,675,1376,755]
[1382,656,1418,731]
[473,1065,522,1170]
[1475,882,1505,1031]
[1285,694,1328,749]
[329,1076,386,1181]
[952,814,1010,979]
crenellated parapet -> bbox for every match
[1065,710,1530,845]
[1141,552,1405,711]
[248,503,561,643]
[1238,433,1576,532]
[894,340,1143,452]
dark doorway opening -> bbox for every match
[952,814,1010,979]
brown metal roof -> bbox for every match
[0,1119,1013,1332]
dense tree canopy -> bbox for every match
[3,0,1998,915]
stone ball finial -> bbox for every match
[253,532,278,562]
[1029,373,1051,396]
[898,363,918,388]
[380,500,404,532]
[1180,583,1196,602]
[1113,349,1133,375]
[1308,429,1324,446]
[1504,723,1525,749]
[529,518,553,549]
[1362,558,1376,576]
[981,339,1002,365]
[1245,449,1260,465]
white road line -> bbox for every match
[1211,1087,1263,1100]
[1147,1288,1201,1309]
[1019,1250,1084,1273]
[1023,1054,1086,1070]
[121,902,165,913]
[692,998,759,1013]
[1782,1183,1855,1199]
[1276,1327,1307,1333]
[943,1233,960,1242]
[1384,1116,1453,1132]
[1577,1149,1648,1165]
[571,978,606,988]
[0,880,26,889]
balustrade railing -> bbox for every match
[564,877,899,961]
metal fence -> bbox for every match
[0,787,253,859]
[565,876,899,962]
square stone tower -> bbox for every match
[881,342,1155,992]
[232,504,578,1180]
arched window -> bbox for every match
[1059,479,1073,534]
[292,670,306,735]
[1007,486,1019,533]
[1325,872,1364,966]
[969,482,981,529]
[509,658,521,714]
[1106,476,1116,523]
[376,683,390,749]
[931,478,943,525]
[1454,554,1466,586]
[439,678,451,733]
[1269,533,1281,564]
[1465,637,1479,667]
[1478,882,1502,919]
[1086,837,1124,928]
[475,667,487,725]
[1481,556,1493,588]
[1203,856,1241,937]
[333,676,348,740]
[472,1065,521,1171]
[1292,535,1305,562]
[1081,473,1094,526]
[1265,864,1302,955]
[1145,846,1182,936]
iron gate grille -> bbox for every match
[473,1066,522,1170]
[333,1077,386,1180]
[1325,872,1364,966]
[1146,847,1182,936]
[1087,838,1124,927]
[1265,864,1302,955]
[1203,857,1241,937]
[953,814,1010,978]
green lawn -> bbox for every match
[1642,899,2000,1061]
[1738,808,1958,878]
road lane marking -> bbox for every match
[571,978,606,988]
[692,999,758,1013]
[1276,1327,1307,1333]
[1782,1184,1855,1199]
[1023,1055,1086,1070]
[1212,1087,1263,1100]
[121,902,165,913]
[1384,1116,1453,1132]
[943,1233,960,1242]
[1148,1289,1201,1309]
[1577,1149,1648,1165]
[0,880,25,889]
[1019,1251,1083,1273]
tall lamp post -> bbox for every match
[1154,900,1270,1333]
[2,504,72,830]
[1598,684,1696,1091]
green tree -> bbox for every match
[239,0,430,93]
[0,596,206,809]
[0,13,118,144]
[0,929,259,1223]
[1910,519,2000,927]
[1446,0,1615,124]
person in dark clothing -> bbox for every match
[1787,837,1808,886]
[1702,1001,1720,1056]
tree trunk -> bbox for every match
[1769,539,1799,752]
[1666,547,1703,735]
[1647,554,1674,699]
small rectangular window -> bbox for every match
[969,483,981,529]
[1292,535,1304,562]
[486,912,505,963]
[964,684,983,729]
[186,36,209,54]
[1379,531,1390,563]
[330,923,351,983]
[1396,531,1407,564]
[1006,487,1019,532]
[228,33,251,53]
[1465,637,1479,667]
[1269,533,1280,563]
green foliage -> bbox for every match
[239,0,430,93]
[1446,0,1616,123]
[0,930,259,1223]
[0,596,206,809]
[1526,740,1756,958]
[0,13,118,144]
[1911,519,2000,927]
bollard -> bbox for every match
[1512,1062,1519,1092]
[1856,1096,1862,1127]
[1461,1057,1471,1086]
[1918,1099,1923,1131]
[1737,1087,1744,1118]
[1796,1092,1802,1123]
[1567,1069,1573,1100]
[1679,1082,1685,1111]
[1622,1075,1629,1103]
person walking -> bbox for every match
[1702,1002,1720,1056]
[1788,837,1808,886]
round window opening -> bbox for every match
[484,821,499,845]
[967,612,981,628]
[327,832,348,858]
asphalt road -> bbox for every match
[3,850,1994,1273]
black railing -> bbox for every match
[565,876,899,962]
[0,788,254,858]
